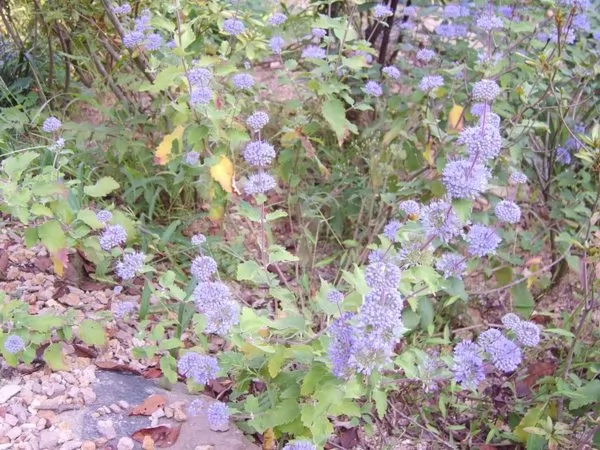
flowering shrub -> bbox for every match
[1,0,600,448]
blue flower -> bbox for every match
[113,301,136,318]
[398,200,420,216]
[42,117,62,133]
[419,75,444,92]
[435,253,466,279]
[244,172,276,195]
[466,224,501,257]
[363,80,383,97]
[269,36,285,54]
[476,12,503,31]
[442,159,491,199]
[509,171,527,184]
[112,3,131,15]
[267,13,287,26]
[99,224,127,250]
[416,48,435,63]
[420,199,463,243]
[243,141,276,167]
[372,4,393,19]
[514,321,540,347]
[4,335,25,354]
[231,73,255,90]
[191,234,207,246]
[327,289,344,304]
[223,18,245,35]
[191,255,217,281]
[452,340,485,389]
[283,441,317,450]
[312,28,327,39]
[96,210,112,224]
[382,66,401,80]
[190,86,213,106]
[486,335,522,372]
[494,200,521,224]
[472,79,501,103]
[143,33,163,51]
[207,401,230,431]
[383,220,401,242]
[177,352,219,385]
[246,111,269,132]
[185,151,200,165]
[115,251,145,280]
[301,45,326,59]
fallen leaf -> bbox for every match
[447,103,464,132]
[51,248,69,277]
[209,155,234,194]
[516,361,557,397]
[155,126,185,165]
[130,394,167,416]
[73,343,98,358]
[132,425,181,448]
[94,361,143,375]
[32,256,52,272]
[339,427,359,448]
[143,368,163,379]
[422,138,435,166]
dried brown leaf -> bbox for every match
[516,361,557,397]
[130,394,167,416]
[338,427,359,448]
[94,361,143,375]
[132,425,181,448]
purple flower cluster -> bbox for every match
[185,151,200,165]
[96,210,112,223]
[302,45,327,60]
[327,289,344,304]
[206,401,230,431]
[269,36,285,54]
[113,301,136,318]
[188,66,214,107]
[223,18,245,36]
[363,80,383,97]
[465,224,501,257]
[191,255,218,281]
[419,75,444,92]
[452,341,485,389]
[243,112,277,197]
[435,253,466,279]
[420,199,463,243]
[231,73,255,90]
[382,66,401,80]
[122,9,163,51]
[328,258,404,376]
[399,200,420,217]
[267,13,287,26]
[416,48,435,63]
[177,352,219,385]
[115,251,145,280]
[502,313,541,347]
[194,279,240,335]
[99,224,127,250]
[383,219,401,242]
[4,335,25,354]
[191,233,207,246]
[495,200,521,224]
[283,441,316,450]
[472,79,501,103]
[442,159,491,199]
[42,116,62,133]
[372,4,393,19]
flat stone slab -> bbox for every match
[59,370,258,450]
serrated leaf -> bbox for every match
[568,380,600,410]
[2,151,38,180]
[160,354,179,384]
[28,314,64,332]
[267,347,286,378]
[236,260,272,284]
[514,406,544,443]
[84,176,120,198]
[78,319,106,346]
[301,364,330,396]
[43,343,67,371]
[372,389,388,418]
[76,209,104,230]
[321,98,357,147]
[37,220,66,253]
[268,245,299,264]
[155,126,185,165]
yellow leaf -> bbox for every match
[154,126,185,165]
[423,139,435,166]
[209,155,234,194]
[447,104,464,133]
[262,429,275,450]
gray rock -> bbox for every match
[0,385,21,403]
[39,429,60,449]
[117,437,135,450]
[96,419,117,439]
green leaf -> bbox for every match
[24,227,38,247]
[266,210,288,222]
[419,297,435,329]
[236,261,272,285]
[2,152,38,180]
[543,328,575,338]
[372,389,388,418]
[27,314,64,332]
[37,220,66,253]
[43,343,67,371]
[78,319,106,346]
[514,406,544,443]
[268,245,299,264]
[494,266,513,286]
[321,98,358,143]
[511,282,535,316]
[267,347,286,378]
[244,395,260,414]
[301,364,331,396]
[248,398,300,432]
[159,338,183,351]
[76,209,104,230]
[452,199,472,222]
[84,177,120,198]
[160,354,179,384]
[568,380,600,410]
